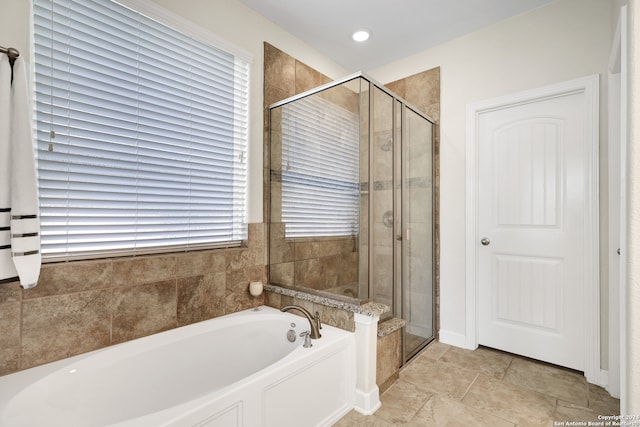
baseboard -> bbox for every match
[599,369,609,387]
[353,387,381,415]
[438,329,473,349]
[599,369,624,400]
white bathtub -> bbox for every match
[0,306,356,427]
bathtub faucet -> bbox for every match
[281,305,322,339]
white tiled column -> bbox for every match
[353,312,381,414]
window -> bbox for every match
[280,96,359,238]
[33,0,250,260]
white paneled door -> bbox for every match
[476,88,593,371]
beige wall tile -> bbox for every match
[283,298,316,328]
[280,294,294,308]
[175,251,226,278]
[295,257,339,290]
[248,223,266,254]
[112,255,177,287]
[377,330,400,387]
[386,67,440,123]
[263,289,281,309]
[0,302,21,375]
[112,280,177,344]
[265,87,294,117]
[269,262,294,286]
[225,266,264,313]
[294,60,331,94]
[264,42,296,107]
[24,261,113,299]
[177,273,225,326]
[269,223,293,264]
[225,247,259,271]
[313,303,355,332]
[384,79,406,98]
[294,237,356,260]
[21,290,111,369]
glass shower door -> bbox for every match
[401,107,434,361]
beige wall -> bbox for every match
[369,0,613,368]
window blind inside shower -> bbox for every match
[33,0,250,260]
[281,96,360,238]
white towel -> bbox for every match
[0,54,17,281]
[0,56,41,288]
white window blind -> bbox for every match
[33,0,249,260]
[281,96,359,238]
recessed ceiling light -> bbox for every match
[352,30,370,42]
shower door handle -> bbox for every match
[396,229,410,241]
[480,238,490,246]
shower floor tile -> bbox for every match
[333,342,620,426]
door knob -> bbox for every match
[480,238,490,246]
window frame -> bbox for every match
[32,0,253,262]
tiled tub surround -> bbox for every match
[0,306,356,427]
[0,223,266,377]
[268,225,359,295]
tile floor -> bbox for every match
[335,341,620,426]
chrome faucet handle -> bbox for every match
[300,330,312,348]
[314,311,322,330]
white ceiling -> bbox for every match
[239,0,555,72]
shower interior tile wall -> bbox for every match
[0,223,267,376]
[264,43,440,313]
[264,42,360,295]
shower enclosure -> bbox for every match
[268,73,435,363]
